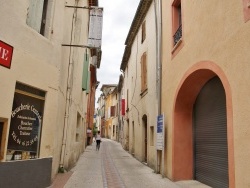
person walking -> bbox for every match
[96,131,101,151]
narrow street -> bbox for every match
[50,139,210,188]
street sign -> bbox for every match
[156,115,164,150]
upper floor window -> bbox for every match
[26,0,49,36]
[242,0,250,22]
[172,0,182,46]
[141,21,146,43]
[140,52,147,93]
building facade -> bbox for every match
[120,0,158,170]
[161,0,250,188]
[0,0,101,185]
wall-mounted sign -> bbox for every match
[0,40,13,69]
[156,115,164,150]
[88,7,103,48]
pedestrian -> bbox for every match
[96,131,101,151]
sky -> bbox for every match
[95,0,140,101]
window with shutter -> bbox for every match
[242,0,250,22]
[111,106,116,117]
[141,52,148,93]
[172,0,182,46]
[141,21,146,43]
[26,0,48,36]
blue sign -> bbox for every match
[157,115,163,133]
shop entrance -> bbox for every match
[193,77,228,188]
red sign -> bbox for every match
[0,40,13,69]
[121,99,125,116]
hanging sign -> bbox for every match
[0,40,13,69]
[88,7,103,48]
[156,115,164,150]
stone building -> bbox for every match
[0,0,101,186]
[161,0,250,187]
[120,0,158,170]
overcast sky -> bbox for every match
[96,0,140,101]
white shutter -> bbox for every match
[27,0,44,33]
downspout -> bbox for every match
[158,0,164,178]
[59,1,78,172]
[154,0,163,175]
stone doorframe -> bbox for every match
[172,61,235,188]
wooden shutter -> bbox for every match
[143,53,147,89]
[141,21,146,43]
[110,106,116,117]
[27,0,45,33]
[141,52,147,92]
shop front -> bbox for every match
[0,82,52,188]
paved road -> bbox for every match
[51,139,210,188]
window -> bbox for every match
[126,89,129,111]
[150,126,154,146]
[172,0,182,46]
[141,21,146,43]
[76,113,82,142]
[110,106,116,117]
[89,0,98,6]
[26,0,49,36]
[140,52,148,93]
[242,0,250,22]
[7,82,46,160]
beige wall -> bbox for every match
[0,0,90,179]
[122,3,158,170]
[161,0,250,187]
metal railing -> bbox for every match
[173,24,182,46]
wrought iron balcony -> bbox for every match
[173,25,182,46]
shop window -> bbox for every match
[140,52,148,93]
[141,21,146,43]
[7,82,45,161]
[172,0,182,46]
[26,0,49,35]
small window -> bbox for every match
[127,89,129,110]
[141,21,146,43]
[150,126,154,146]
[76,113,82,142]
[172,0,182,46]
[140,52,148,93]
[26,0,49,36]
[242,0,250,22]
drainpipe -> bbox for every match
[154,0,163,175]
[158,0,164,178]
[59,1,78,172]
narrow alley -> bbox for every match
[50,139,210,188]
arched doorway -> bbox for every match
[172,62,235,188]
[194,77,228,187]
[142,115,148,163]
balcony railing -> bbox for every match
[173,25,182,46]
